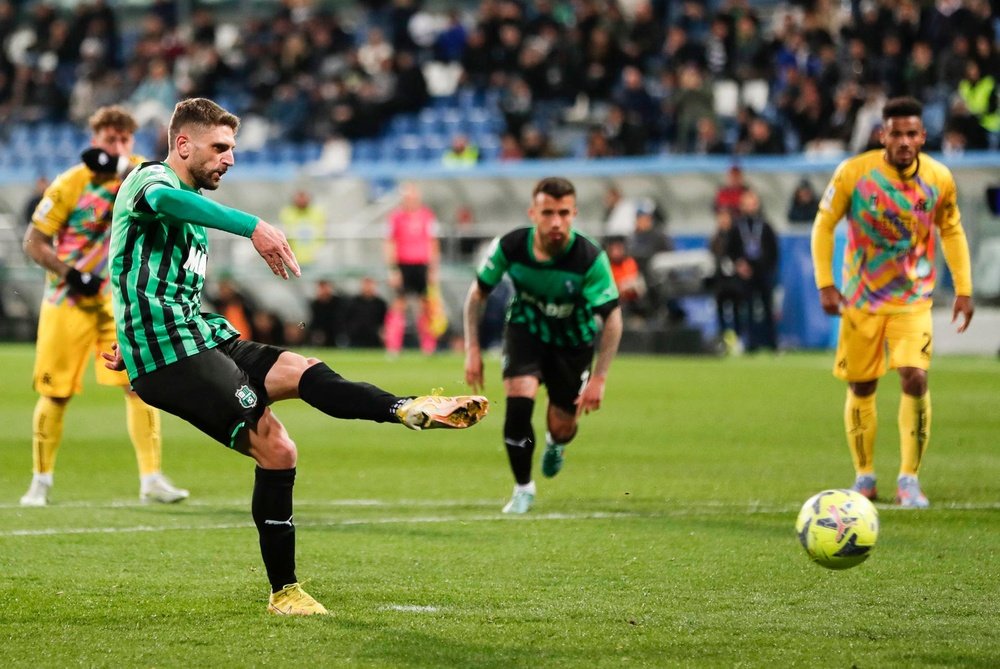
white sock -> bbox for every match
[33,473,53,486]
[897,474,918,484]
[515,481,536,495]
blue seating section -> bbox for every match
[352,93,505,165]
[0,94,506,177]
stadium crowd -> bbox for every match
[1,0,998,161]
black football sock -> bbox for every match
[504,397,536,485]
[299,362,404,423]
[252,466,297,593]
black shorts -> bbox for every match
[130,339,284,449]
[502,323,594,413]
[397,263,428,296]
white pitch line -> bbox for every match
[2,501,998,539]
[383,605,441,613]
[0,511,636,538]
[0,498,501,510]
[3,498,999,512]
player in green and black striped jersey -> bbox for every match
[463,177,623,514]
[107,98,488,616]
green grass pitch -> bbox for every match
[0,343,997,668]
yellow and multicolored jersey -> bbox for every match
[811,150,972,314]
[32,157,141,306]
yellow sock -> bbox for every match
[125,392,161,476]
[844,389,877,475]
[32,396,67,475]
[899,392,931,476]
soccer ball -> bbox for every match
[795,489,879,570]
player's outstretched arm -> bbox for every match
[251,219,301,280]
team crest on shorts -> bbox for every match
[235,385,258,409]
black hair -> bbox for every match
[882,96,923,121]
[533,176,576,200]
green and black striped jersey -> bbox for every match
[110,162,240,380]
[476,226,618,348]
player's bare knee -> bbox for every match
[548,418,578,445]
[899,368,927,396]
[252,432,297,469]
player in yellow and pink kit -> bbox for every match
[811,96,974,508]
[19,106,187,506]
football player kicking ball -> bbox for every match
[105,98,488,615]
[463,177,622,514]
[811,96,974,508]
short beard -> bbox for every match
[190,165,220,191]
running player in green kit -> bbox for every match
[462,177,623,514]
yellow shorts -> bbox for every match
[833,307,933,382]
[33,298,128,397]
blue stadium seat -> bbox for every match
[352,139,379,163]
[430,94,458,109]
[395,134,424,162]
[388,114,418,135]
[418,108,443,134]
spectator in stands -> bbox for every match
[500,76,534,139]
[787,179,821,226]
[358,26,393,77]
[278,190,326,268]
[693,117,728,155]
[442,133,479,167]
[128,57,177,128]
[308,279,347,347]
[957,58,999,138]
[709,206,745,355]
[387,50,428,115]
[384,182,440,357]
[739,116,785,155]
[459,26,492,90]
[732,12,768,83]
[613,66,658,132]
[602,104,649,156]
[581,25,623,102]
[901,42,938,102]
[945,96,990,150]
[520,124,559,160]
[938,34,972,90]
[813,82,859,152]
[671,64,714,153]
[729,189,778,352]
[346,277,388,349]
[663,24,706,71]
[498,132,525,162]
[585,125,614,159]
